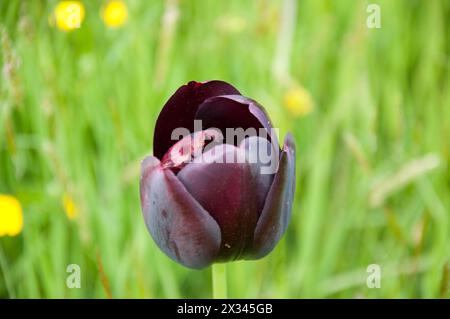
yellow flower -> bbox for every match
[52,1,85,32]
[101,0,128,28]
[0,194,23,237]
[63,193,78,220]
[283,86,314,117]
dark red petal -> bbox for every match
[177,145,259,261]
[153,81,240,160]
[140,155,221,269]
[248,133,296,260]
[195,95,279,150]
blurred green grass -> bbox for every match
[0,0,449,298]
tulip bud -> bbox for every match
[140,80,296,269]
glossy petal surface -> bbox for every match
[249,133,296,259]
[153,81,240,159]
[238,136,277,214]
[177,145,262,261]
[195,95,278,149]
[140,156,221,268]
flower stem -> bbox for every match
[212,263,227,299]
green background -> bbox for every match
[0,0,449,298]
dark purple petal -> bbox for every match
[238,136,277,214]
[195,95,279,150]
[140,155,221,269]
[248,133,296,259]
[177,145,261,261]
[153,81,240,160]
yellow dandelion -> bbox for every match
[283,86,314,117]
[63,193,78,220]
[0,194,23,237]
[51,1,85,32]
[101,0,128,28]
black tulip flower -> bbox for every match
[140,80,296,269]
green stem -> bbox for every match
[212,263,227,299]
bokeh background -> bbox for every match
[0,0,449,298]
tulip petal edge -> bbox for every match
[248,133,296,259]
